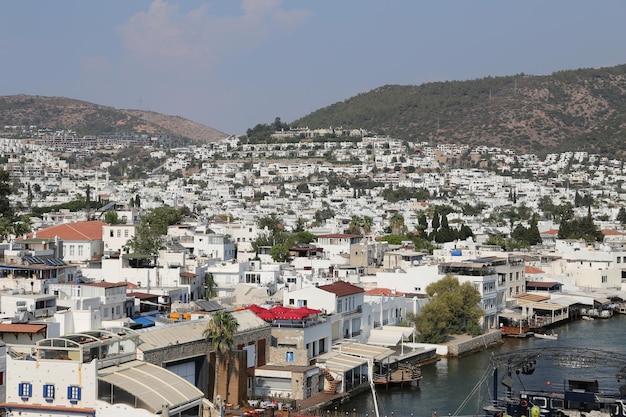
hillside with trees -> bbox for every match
[293,64,626,158]
[0,95,227,143]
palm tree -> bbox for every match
[389,212,406,235]
[203,310,238,405]
[348,215,362,234]
[362,216,373,234]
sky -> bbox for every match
[2,1,626,135]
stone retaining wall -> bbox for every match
[446,329,502,357]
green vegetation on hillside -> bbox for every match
[293,64,626,157]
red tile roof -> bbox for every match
[87,281,127,288]
[364,288,405,296]
[524,265,545,274]
[601,229,626,236]
[127,292,159,299]
[316,234,361,239]
[27,221,105,241]
[318,280,364,296]
[0,323,46,333]
[541,229,559,235]
[526,281,561,288]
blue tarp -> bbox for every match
[132,316,157,328]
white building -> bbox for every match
[0,328,203,416]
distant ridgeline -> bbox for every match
[293,64,626,158]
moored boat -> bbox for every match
[533,332,558,340]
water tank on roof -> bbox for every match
[451,250,463,256]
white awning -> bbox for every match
[367,326,414,347]
[98,360,203,414]
[325,353,368,372]
[331,341,394,361]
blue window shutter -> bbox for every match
[67,385,81,402]
[19,382,32,399]
[43,384,55,401]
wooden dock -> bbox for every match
[373,365,422,389]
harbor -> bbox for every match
[316,315,626,417]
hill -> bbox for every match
[293,64,626,157]
[0,95,227,143]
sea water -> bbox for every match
[334,315,626,417]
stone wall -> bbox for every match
[446,330,501,357]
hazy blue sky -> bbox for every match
[2,1,626,135]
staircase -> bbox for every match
[321,367,341,394]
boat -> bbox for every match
[480,347,626,417]
[533,332,558,340]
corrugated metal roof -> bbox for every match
[98,360,203,413]
[138,310,268,351]
[194,299,223,312]
[138,320,208,351]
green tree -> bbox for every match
[348,215,363,234]
[141,206,183,235]
[379,234,406,245]
[293,217,306,233]
[257,213,284,235]
[617,207,626,224]
[104,211,122,225]
[415,275,483,343]
[203,310,238,403]
[389,212,406,235]
[362,216,373,234]
[270,243,290,262]
[204,273,217,299]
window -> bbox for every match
[69,245,75,257]
[18,382,32,399]
[78,245,83,257]
[617,256,622,264]
[124,229,129,238]
[117,229,121,238]
[43,384,55,402]
[110,230,114,237]
[67,385,81,404]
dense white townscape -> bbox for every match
[0,128,626,416]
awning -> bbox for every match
[367,326,414,347]
[325,353,368,373]
[332,341,394,361]
[98,360,203,414]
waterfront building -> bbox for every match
[0,327,204,416]
[439,261,499,330]
[284,280,365,343]
[137,310,270,407]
